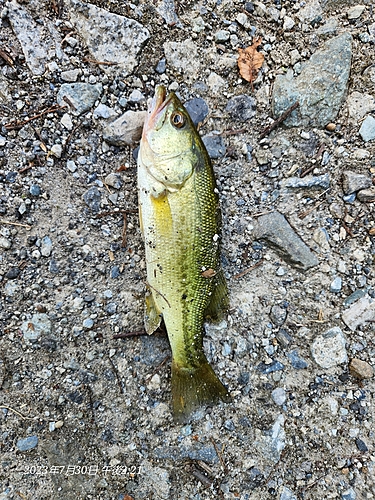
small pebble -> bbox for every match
[83,318,94,330]
[202,135,226,159]
[17,435,38,451]
[271,387,286,406]
[29,184,41,196]
[349,358,374,379]
[51,144,62,158]
[355,438,368,452]
[257,360,285,374]
[326,123,336,131]
[330,276,342,293]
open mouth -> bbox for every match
[145,86,173,130]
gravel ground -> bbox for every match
[1,0,375,499]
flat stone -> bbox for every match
[225,95,257,122]
[215,30,230,42]
[66,0,149,77]
[253,211,319,271]
[102,110,146,146]
[342,170,372,194]
[184,98,209,127]
[272,33,352,128]
[311,327,347,368]
[357,187,375,202]
[57,83,102,116]
[21,313,52,341]
[281,174,330,190]
[347,91,375,121]
[359,115,375,142]
[164,39,202,82]
[347,5,366,19]
[255,414,285,464]
[342,296,375,331]
[93,104,118,120]
[316,17,338,36]
[349,358,374,379]
[330,276,342,293]
[7,1,66,75]
[257,360,285,374]
[61,69,80,82]
[17,435,38,451]
[202,135,226,159]
[0,73,11,104]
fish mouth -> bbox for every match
[144,85,173,133]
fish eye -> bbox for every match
[171,111,186,129]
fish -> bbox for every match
[137,85,229,422]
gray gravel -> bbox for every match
[1,0,375,499]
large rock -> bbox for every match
[7,1,68,75]
[66,0,150,76]
[253,211,319,271]
[272,33,352,128]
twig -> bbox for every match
[0,48,14,66]
[146,281,171,308]
[0,220,32,230]
[259,102,299,139]
[108,356,124,394]
[298,200,325,219]
[146,355,170,381]
[5,104,64,130]
[252,210,274,218]
[113,330,146,339]
[121,212,127,248]
[300,165,316,178]
[0,405,35,420]
[210,437,228,473]
[220,127,247,137]
[83,58,119,66]
[233,259,264,279]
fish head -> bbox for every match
[139,85,203,193]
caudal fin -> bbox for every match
[171,359,229,423]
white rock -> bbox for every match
[61,113,73,131]
[66,0,150,77]
[347,5,366,20]
[283,16,295,30]
[311,327,347,368]
[342,296,375,331]
[51,144,63,158]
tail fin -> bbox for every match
[171,359,229,423]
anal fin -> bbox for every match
[204,269,229,322]
[144,291,162,335]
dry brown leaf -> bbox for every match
[201,268,216,278]
[237,38,265,88]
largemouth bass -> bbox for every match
[137,85,229,422]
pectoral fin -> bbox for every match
[204,270,229,322]
[144,292,162,334]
